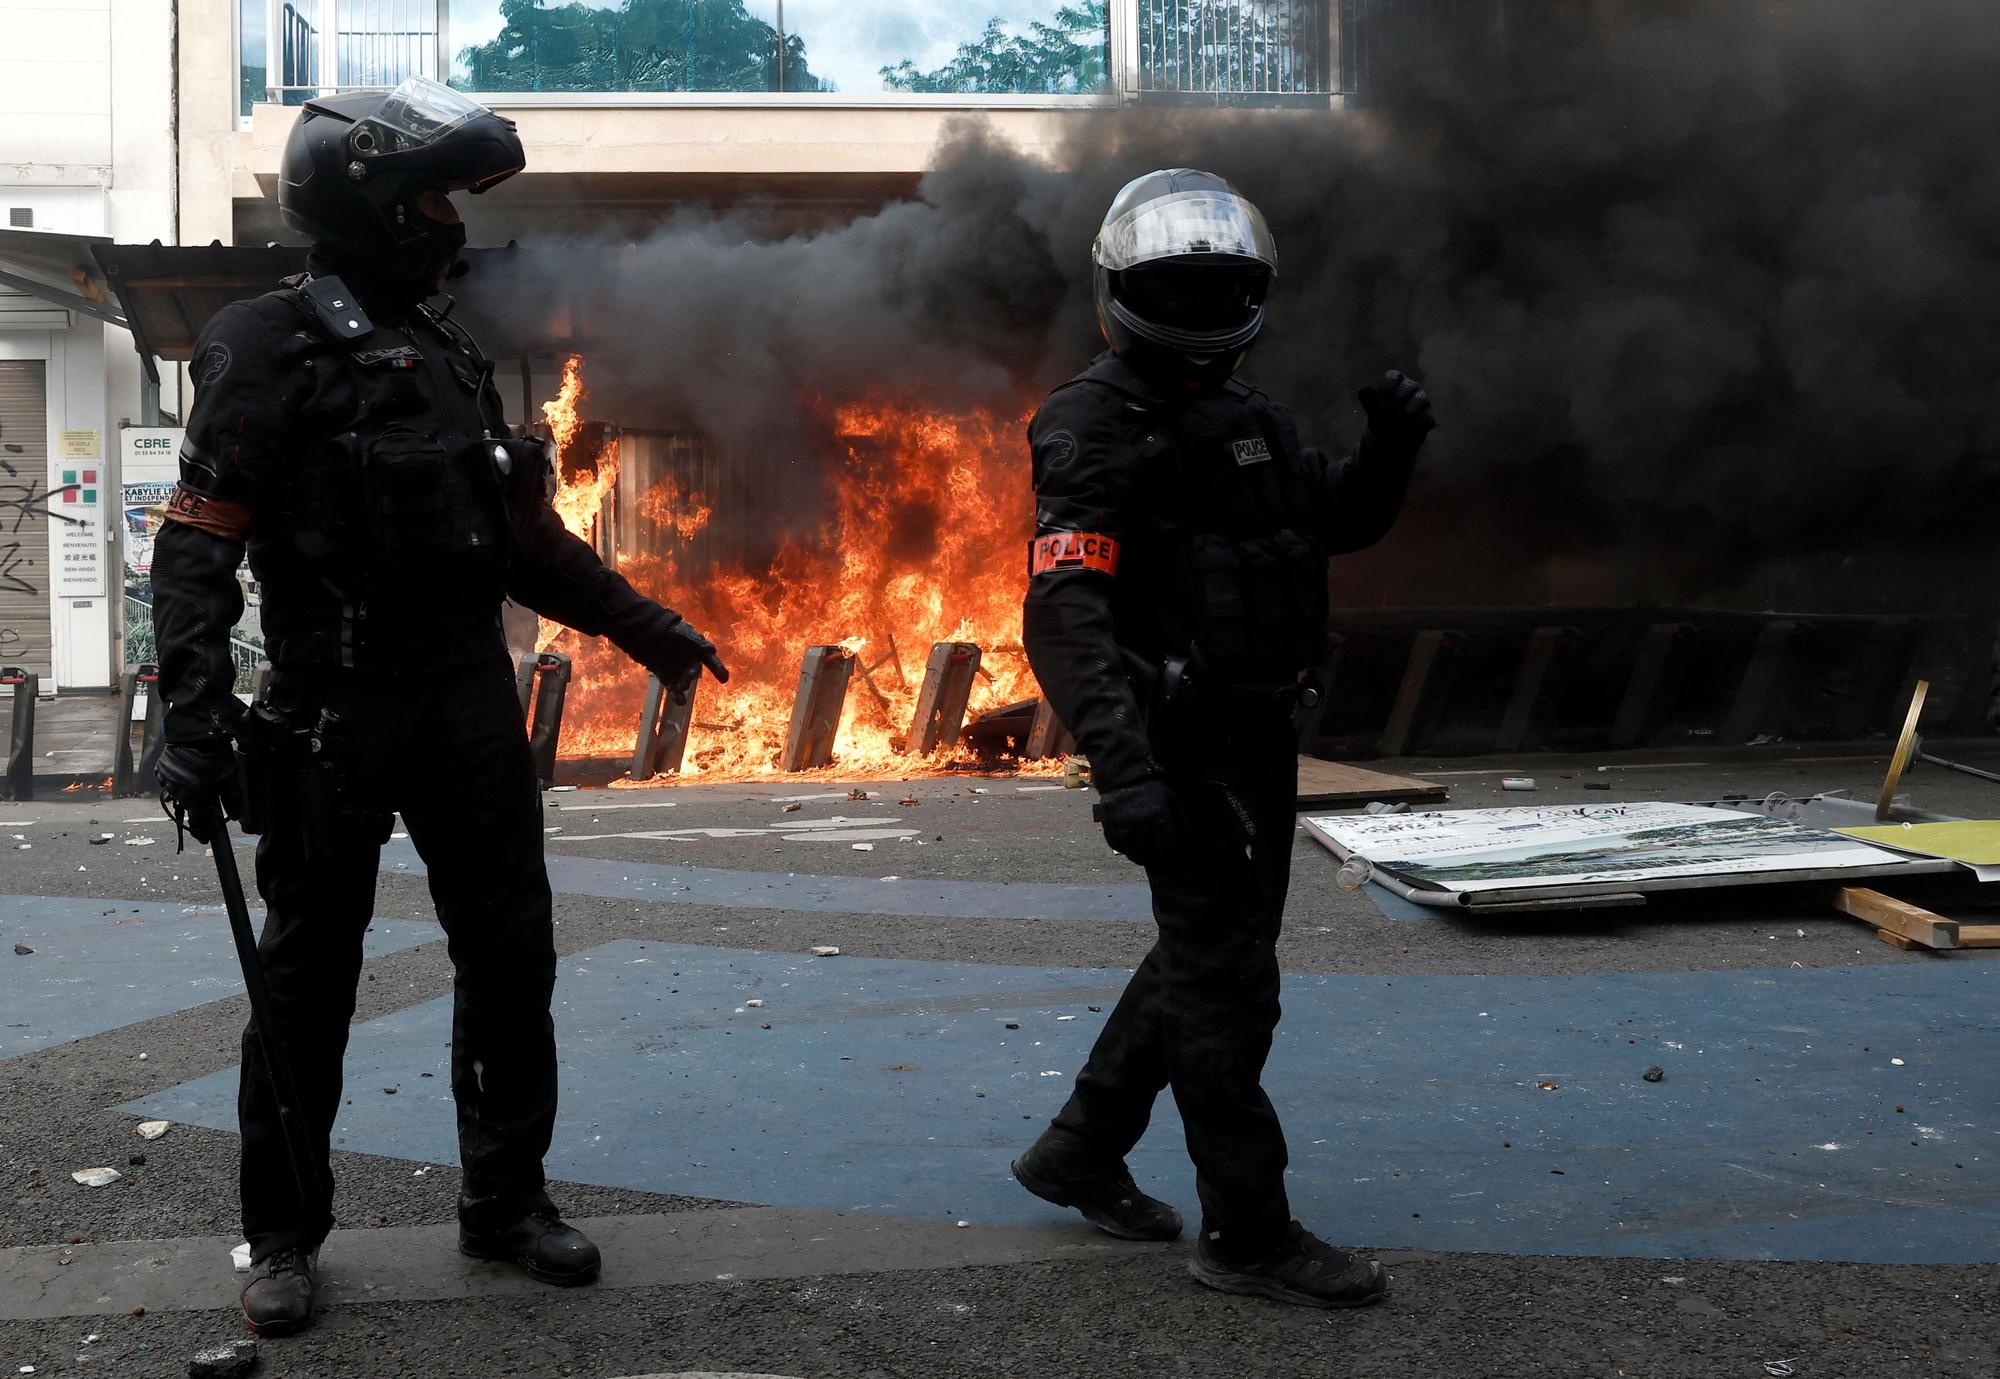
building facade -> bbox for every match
[0,0,177,690]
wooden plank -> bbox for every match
[1957,925,2000,949]
[1296,757,1449,809]
[1827,886,1959,950]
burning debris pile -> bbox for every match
[531,356,1052,781]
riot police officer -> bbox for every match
[1012,169,1432,1308]
[150,78,728,1336]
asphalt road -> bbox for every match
[3,746,1998,1378]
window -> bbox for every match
[446,0,1110,96]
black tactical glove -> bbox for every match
[1092,777,1184,870]
[1358,369,1436,449]
[156,738,243,848]
[639,618,730,705]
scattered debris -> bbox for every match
[1087,1006,1102,1013]
[852,843,875,852]
[129,1154,146,1166]
[1891,1057,1906,1066]
[71,1168,121,1187]
[231,1242,252,1272]
[1056,1015,1078,1022]
[1004,1021,1019,1030]
[1763,1361,1797,1378]
[89,833,113,845]
[136,1121,170,1141]
[187,1337,260,1378]
[781,802,803,814]
[809,946,842,957]
[847,789,870,801]
[745,998,765,1009]
[1363,800,1411,815]
[549,785,578,793]
[955,1220,970,1229]
[1040,1070,1063,1077]
[899,796,919,807]
[381,1087,397,1095]
[1536,1080,1559,1092]
[11,944,31,956]
[131,1306,144,1317]
[1644,1066,1665,1083]
[1500,778,1538,792]
[123,836,157,847]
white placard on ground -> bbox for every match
[1306,801,1917,894]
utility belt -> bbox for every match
[231,699,394,854]
[1121,648,1320,728]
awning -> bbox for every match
[0,226,125,330]
[90,242,524,364]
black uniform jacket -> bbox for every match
[151,280,675,743]
[1021,352,1419,791]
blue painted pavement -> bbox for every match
[125,941,2000,1264]
[1,896,436,1059]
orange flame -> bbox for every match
[540,355,621,547]
[639,479,712,544]
[533,360,1055,781]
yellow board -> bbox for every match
[1838,821,2000,866]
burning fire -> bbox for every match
[533,356,1049,781]
[541,356,620,558]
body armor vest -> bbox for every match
[247,277,541,669]
[1059,370,1330,685]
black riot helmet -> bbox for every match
[279,76,524,292]
[1092,168,1278,384]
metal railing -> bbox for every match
[258,0,1350,106]
[266,0,437,101]
[1134,0,1338,98]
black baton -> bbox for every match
[208,811,324,1209]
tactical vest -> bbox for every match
[1060,371,1331,685]
[249,276,546,670]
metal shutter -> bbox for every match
[0,360,53,678]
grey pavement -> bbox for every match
[2,747,1999,1376]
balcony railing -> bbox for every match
[252,0,1362,109]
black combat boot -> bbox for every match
[1011,1131,1183,1242]
[459,1207,601,1285]
[240,1246,318,1336]
[1189,1220,1388,1309]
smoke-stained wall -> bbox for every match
[467,0,2000,619]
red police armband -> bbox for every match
[164,483,253,541]
[1030,531,1120,577]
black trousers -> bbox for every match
[239,655,558,1262]
[1050,716,1299,1254]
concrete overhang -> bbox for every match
[236,101,1099,203]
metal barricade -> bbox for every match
[631,674,696,779]
[111,663,167,798]
[1,667,36,802]
[781,646,856,773]
[905,642,981,756]
[522,651,572,789]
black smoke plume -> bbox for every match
[470,0,2000,616]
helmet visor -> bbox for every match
[1116,263,1269,339]
[1093,191,1278,274]
[371,76,490,148]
